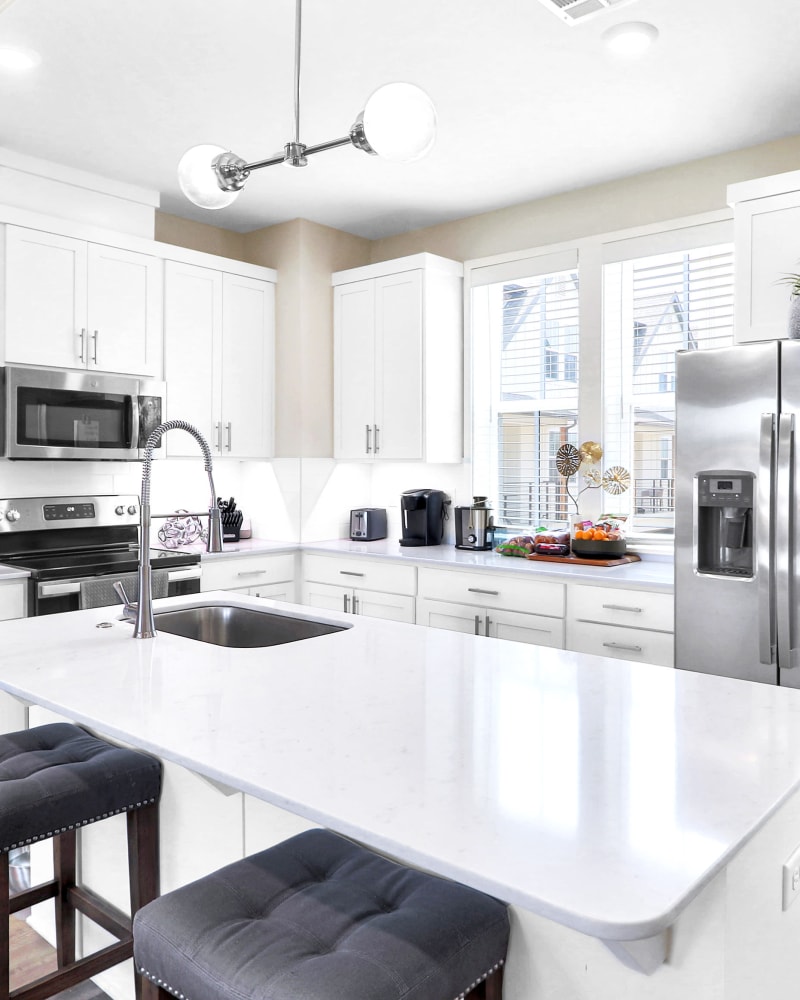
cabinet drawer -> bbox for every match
[568,584,673,632]
[567,619,674,667]
[418,567,564,617]
[201,553,295,592]
[303,554,416,595]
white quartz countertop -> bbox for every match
[302,538,674,592]
[0,566,29,581]
[0,591,795,952]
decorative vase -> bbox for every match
[789,295,800,339]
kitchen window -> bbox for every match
[468,215,734,540]
[471,251,580,527]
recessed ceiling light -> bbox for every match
[603,21,659,56]
[0,45,41,72]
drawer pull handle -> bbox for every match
[602,603,643,614]
[236,570,265,577]
[340,570,365,577]
[468,587,499,596]
[603,641,643,653]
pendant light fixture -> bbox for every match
[178,0,437,210]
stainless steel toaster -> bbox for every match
[350,508,387,541]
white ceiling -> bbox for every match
[1,0,800,240]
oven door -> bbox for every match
[34,566,202,615]
[2,366,162,461]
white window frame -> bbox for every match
[464,209,733,550]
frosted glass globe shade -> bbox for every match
[362,83,437,164]
[177,144,240,210]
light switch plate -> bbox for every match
[782,844,800,910]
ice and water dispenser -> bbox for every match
[695,471,754,578]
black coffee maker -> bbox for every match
[399,489,446,546]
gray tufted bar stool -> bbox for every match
[133,827,510,1000]
[0,722,162,1000]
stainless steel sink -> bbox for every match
[153,604,349,648]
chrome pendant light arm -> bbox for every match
[177,0,435,209]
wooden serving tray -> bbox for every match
[525,552,641,567]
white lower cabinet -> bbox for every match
[201,552,296,603]
[0,580,27,620]
[301,553,416,624]
[566,584,674,667]
[416,567,565,648]
[416,597,564,647]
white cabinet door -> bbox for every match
[334,279,375,459]
[333,255,462,463]
[163,260,222,456]
[5,227,88,367]
[164,264,274,458]
[487,608,565,648]
[302,579,352,614]
[4,227,161,375]
[374,271,423,459]
[86,243,162,376]
[728,174,800,344]
[220,273,274,458]
[302,579,414,623]
[251,582,297,603]
[417,597,564,647]
[355,589,415,623]
[416,597,483,636]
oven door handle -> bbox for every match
[38,581,81,598]
[167,567,202,583]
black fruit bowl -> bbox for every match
[571,538,627,558]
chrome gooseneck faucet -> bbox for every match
[132,420,223,639]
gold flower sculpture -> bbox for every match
[558,441,630,513]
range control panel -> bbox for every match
[0,495,140,531]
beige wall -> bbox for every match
[369,134,800,264]
[155,212,247,260]
[241,219,370,457]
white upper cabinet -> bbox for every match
[4,225,162,375]
[728,170,800,344]
[333,253,463,463]
[164,260,275,459]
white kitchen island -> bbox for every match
[1,592,800,1000]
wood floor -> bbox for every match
[9,915,109,1000]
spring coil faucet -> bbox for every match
[132,420,223,639]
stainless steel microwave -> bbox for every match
[0,365,165,460]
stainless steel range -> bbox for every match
[0,494,201,615]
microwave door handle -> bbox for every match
[758,412,777,665]
[130,395,141,453]
[776,413,795,669]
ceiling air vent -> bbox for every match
[534,0,637,25]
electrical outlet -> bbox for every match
[782,844,800,910]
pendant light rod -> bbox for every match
[293,0,302,146]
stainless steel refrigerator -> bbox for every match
[675,340,800,687]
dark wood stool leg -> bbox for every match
[53,831,77,969]
[128,803,160,1000]
[484,966,504,999]
[1,852,10,1000]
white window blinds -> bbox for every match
[472,263,580,528]
[603,242,734,537]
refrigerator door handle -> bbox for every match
[776,413,795,669]
[758,412,777,665]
